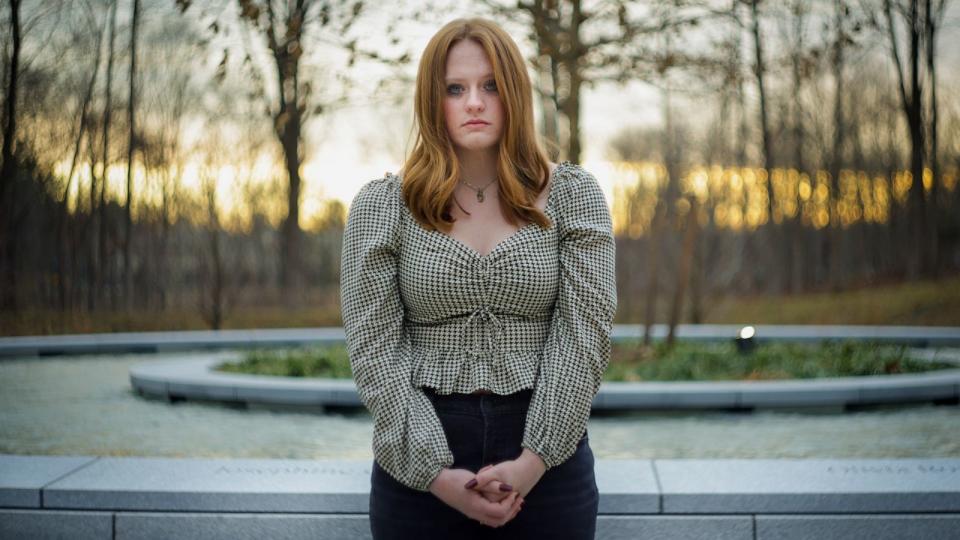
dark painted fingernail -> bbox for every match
[464,479,478,489]
[499,483,513,492]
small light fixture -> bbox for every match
[735,325,756,354]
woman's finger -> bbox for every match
[505,496,523,523]
[473,468,514,495]
[481,491,517,523]
[478,488,511,503]
[494,494,524,528]
[471,474,511,501]
[475,478,505,493]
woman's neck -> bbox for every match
[455,148,498,184]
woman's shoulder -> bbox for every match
[551,161,606,213]
[346,172,406,241]
[357,171,401,198]
[350,172,403,213]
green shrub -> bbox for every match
[215,340,955,382]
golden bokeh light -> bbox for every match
[608,161,957,236]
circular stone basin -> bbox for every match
[130,351,960,411]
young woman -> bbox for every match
[340,17,617,539]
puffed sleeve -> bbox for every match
[339,176,454,491]
[521,167,618,469]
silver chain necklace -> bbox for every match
[460,177,497,203]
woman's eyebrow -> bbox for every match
[444,73,495,82]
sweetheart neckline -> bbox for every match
[432,163,565,259]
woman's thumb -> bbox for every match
[474,467,496,487]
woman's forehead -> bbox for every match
[445,40,492,77]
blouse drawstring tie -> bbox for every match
[465,305,505,359]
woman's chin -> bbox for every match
[452,140,500,154]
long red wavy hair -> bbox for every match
[400,17,552,232]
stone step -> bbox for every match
[3,454,958,539]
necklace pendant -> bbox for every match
[477,190,485,203]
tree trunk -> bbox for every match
[537,52,560,160]
[278,72,303,295]
[689,218,705,324]
[748,0,778,293]
[561,0,583,163]
[255,1,308,297]
[0,0,21,311]
[97,0,119,310]
[884,0,928,279]
[124,0,140,309]
[787,0,809,294]
[643,201,664,347]
[202,181,224,330]
[86,132,98,311]
[667,197,699,346]
[58,10,104,310]
[828,0,846,291]
[749,0,772,178]
[925,0,944,276]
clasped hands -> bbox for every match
[428,448,546,528]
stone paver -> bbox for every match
[43,457,371,513]
[656,458,960,513]
[0,455,98,508]
[755,514,960,540]
[3,455,960,539]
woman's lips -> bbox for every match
[464,120,490,126]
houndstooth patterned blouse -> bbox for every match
[339,161,617,492]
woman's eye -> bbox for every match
[446,84,464,95]
[484,80,497,92]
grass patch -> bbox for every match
[607,340,953,381]
[3,275,958,336]
[217,343,353,379]
[215,340,956,382]
[699,274,960,326]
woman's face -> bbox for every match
[442,39,505,155]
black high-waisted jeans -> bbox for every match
[368,387,599,540]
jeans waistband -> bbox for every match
[423,386,533,417]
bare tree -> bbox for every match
[197,161,226,330]
[0,0,21,311]
[827,0,849,290]
[872,0,949,278]
[175,0,368,297]
[56,1,105,310]
[667,196,699,346]
[93,0,118,310]
[123,0,141,309]
[476,0,713,163]
[745,0,773,177]
[924,0,947,274]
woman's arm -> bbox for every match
[521,167,617,468]
[466,167,616,503]
[340,177,454,492]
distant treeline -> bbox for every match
[0,0,958,334]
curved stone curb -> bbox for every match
[6,324,960,357]
[129,354,960,411]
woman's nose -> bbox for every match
[466,87,485,112]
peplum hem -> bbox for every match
[411,349,540,395]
